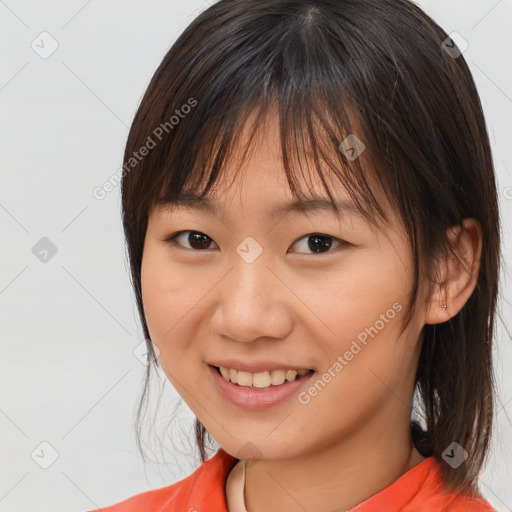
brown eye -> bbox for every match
[290,234,347,254]
[165,231,348,255]
[167,231,217,250]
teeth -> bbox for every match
[253,371,271,388]
[218,367,311,388]
[271,369,286,385]
[286,370,297,382]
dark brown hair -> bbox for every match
[121,0,501,496]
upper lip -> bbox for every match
[208,360,314,373]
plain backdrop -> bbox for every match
[0,0,511,511]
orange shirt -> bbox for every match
[89,448,496,512]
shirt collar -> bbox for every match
[223,452,442,512]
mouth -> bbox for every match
[210,364,314,390]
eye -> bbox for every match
[289,233,348,255]
[165,230,348,255]
[165,231,218,250]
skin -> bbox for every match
[141,112,482,512]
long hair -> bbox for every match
[120,0,500,495]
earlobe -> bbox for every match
[424,219,483,325]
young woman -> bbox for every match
[91,0,501,510]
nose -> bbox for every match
[209,249,294,344]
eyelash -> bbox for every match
[164,230,349,255]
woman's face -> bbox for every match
[141,114,429,461]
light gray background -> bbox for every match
[0,0,511,511]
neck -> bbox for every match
[244,411,425,512]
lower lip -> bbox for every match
[208,364,315,411]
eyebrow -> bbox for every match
[157,194,363,219]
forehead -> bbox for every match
[153,107,395,232]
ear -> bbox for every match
[424,218,483,325]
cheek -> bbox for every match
[294,251,417,404]
[296,250,411,343]
[141,247,182,343]
[140,246,214,353]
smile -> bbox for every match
[209,364,316,410]
[217,366,313,389]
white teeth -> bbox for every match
[218,366,311,388]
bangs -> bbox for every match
[130,1,409,232]
[153,94,392,232]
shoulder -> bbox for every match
[412,489,497,512]
[436,494,497,512]
[414,485,497,512]
[403,457,496,512]
[86,448,238,512]
[351,456,496,512]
